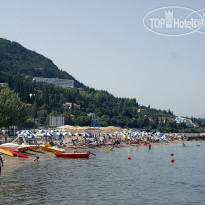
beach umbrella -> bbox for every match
[36,130,46,136]
[22,133,31,136]
[117,132,124,136]
[52,132,58,136]
[82,132,91,137]
[26,134,36,139]
[48,130,55,134]
[63,132,72,136]
[157,134,164,138]
[19,130,33,135]
[43,132,53,137]
[55,132,64,137]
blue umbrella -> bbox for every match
[63,132,72,136]
[43,132,53,137]
[26,134,36,139]
[82,132,91,137]
[19,130,33,135]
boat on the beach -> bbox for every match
[0,135,39,152]
[0,147,14,156]
[138,142,147,147]
[0,142,28,152]
[54,152,90,158]
[0,146,29,158]
[131,141,139,145]
[40,144,65,153]
[10,151,29,158]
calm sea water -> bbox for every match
[0,141,205,205]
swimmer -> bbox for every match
[34,156,39,162]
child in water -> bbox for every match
[34,156,39,162]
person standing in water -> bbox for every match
[148,144,151,150]
[0,155,3,174]
[182,143,185,147]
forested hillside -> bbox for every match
[0,38,84,88]
[0,38,177,131]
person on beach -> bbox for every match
[148,144,151,150]
[60,140,64,146]
[34,156,39,162]
[110,146,114,151]
[0,155,3,174]
[4,132,8,143]
[50,139,55,146]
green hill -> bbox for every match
[0,37,177,131]
[0,38,83,88]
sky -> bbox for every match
[0,0,205,118]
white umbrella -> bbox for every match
[43,132,53,137]
[63,132,72,136]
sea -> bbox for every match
[0,141,205,205]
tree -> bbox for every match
[166,121,177,128]
[0,88,27,127]
[137,116,149,128]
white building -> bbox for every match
[33,77,74,88]
[175,116,194,127]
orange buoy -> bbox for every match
[171,159,175,163]
[128,156,131,160]
[170,153,174,156]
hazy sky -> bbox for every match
[0,0,205,118]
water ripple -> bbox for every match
[1,142,205,204]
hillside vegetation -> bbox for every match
[0,38,188,132]
[0,38,83,88]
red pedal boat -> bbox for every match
[54,153,90,158]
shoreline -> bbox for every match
[1,139,201,165]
